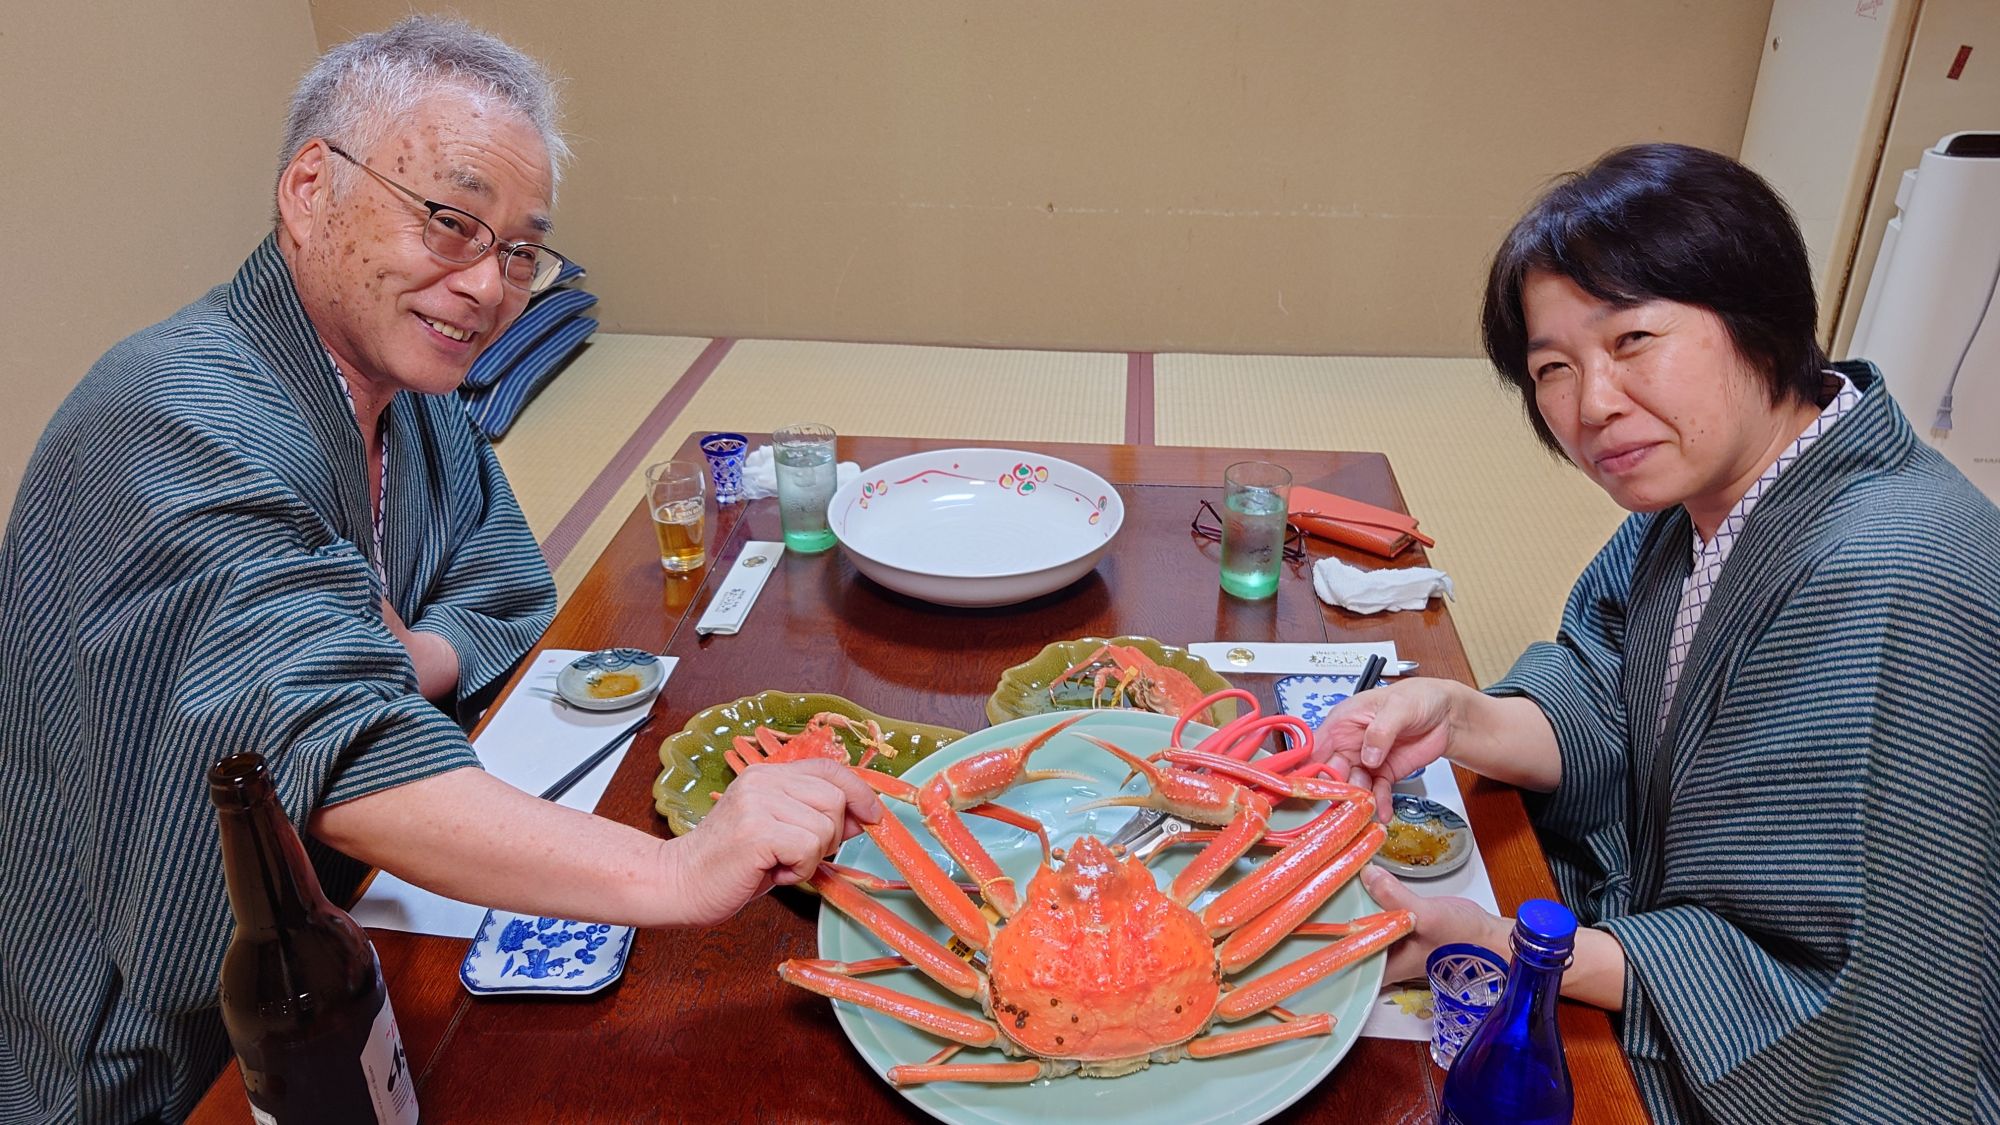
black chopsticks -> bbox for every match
[1354,653,1388,695]
[538,713,655,802]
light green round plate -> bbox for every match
[651,691,964,836]
[817,710,1384,1125]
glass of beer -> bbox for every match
[645,460,707,572]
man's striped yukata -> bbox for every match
[1490,362,2000,1123]
[0,236,556,1123]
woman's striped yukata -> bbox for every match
[1490,362,2000,1123]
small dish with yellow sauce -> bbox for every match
[1371,793,1473,878]
[556,648,665,712]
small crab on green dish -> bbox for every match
[985,635,1238,728]
[652,691,966,836]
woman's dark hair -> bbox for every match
[1481,143,1829,453]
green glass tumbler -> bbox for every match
[1219,460,1291,599]
[773,422,838,554]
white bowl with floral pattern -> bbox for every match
[828,448,1124,607]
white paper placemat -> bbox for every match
[350,649,677,937]
[1358,758,1500,1040]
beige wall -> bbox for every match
[3,2,1776,526]
[1739,0,1918,343]
[0,1,319,532]
[312,1,1770,357]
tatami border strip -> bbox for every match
[540,337,735,570]
[1125,352,1155,445]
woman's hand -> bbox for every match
[1359,865,1510,984]
[1312,679,1564,811]
[1312,678,1466,818]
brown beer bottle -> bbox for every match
[209,752,420,1124]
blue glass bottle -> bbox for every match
[1437,899,1576,1125]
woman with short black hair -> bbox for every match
[1313,143,2000,1123]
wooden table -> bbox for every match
[191,435,1645,1123]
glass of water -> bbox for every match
[773,423,839,554]
[1219,461,1292,599]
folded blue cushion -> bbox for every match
[464,286,599,391]
[463,315,599,439]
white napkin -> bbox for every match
[1312,557,1454,614]
[740,444,863,500]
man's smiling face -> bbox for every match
[280,91,553,403]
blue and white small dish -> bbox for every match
[1272,673,1360,730]
[460,909,635,996]
[1372,794,1473,879]
[556,648,664,711]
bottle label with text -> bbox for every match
[362,998,419,1124]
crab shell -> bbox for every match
[985,835,1220,1071]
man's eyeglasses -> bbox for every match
[324,142,570,295]
[1191,499,1309,563]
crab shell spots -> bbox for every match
[986,835,1219,1061]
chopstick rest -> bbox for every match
[695,541,786,635]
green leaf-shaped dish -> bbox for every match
[984,635,1238,728]
[651,691,966,836]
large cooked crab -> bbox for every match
[731,699,1411,1086]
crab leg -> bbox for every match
[850,812,996,954]
[1168,797,1270,904]
[1182,714,1316,766]
[779,959,998,1046]
[916,715,1089,917]
[1212,801,1358,849]
[1049,643,1120,705]
[1289,920,1386,939]
[1185,1013,1335,1058]
[1073,734,1272,903]
[889,1061,1049,1087]
[1218,910,1414,1021]
[811,869,984,996]
[1160,748,1372,805]
[1171,689,1263,752]
[817,862,981,897]
[1218,822,1387,972]
[858,774,1062,863]
[1199,798,1374,936]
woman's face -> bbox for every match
[1521,269,1817,535]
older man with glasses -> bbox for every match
[0,18,880,1124]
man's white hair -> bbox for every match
[278,15,569,200]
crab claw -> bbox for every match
[916,714,1092,917]
[1071,735,1253,827]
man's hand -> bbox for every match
[380,598,460,701]
[664,760,884,926]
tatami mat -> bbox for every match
[676,339,1126,444]
[493,338,1625,687]
[1155,355,1628,684]
[490,333,711,539]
